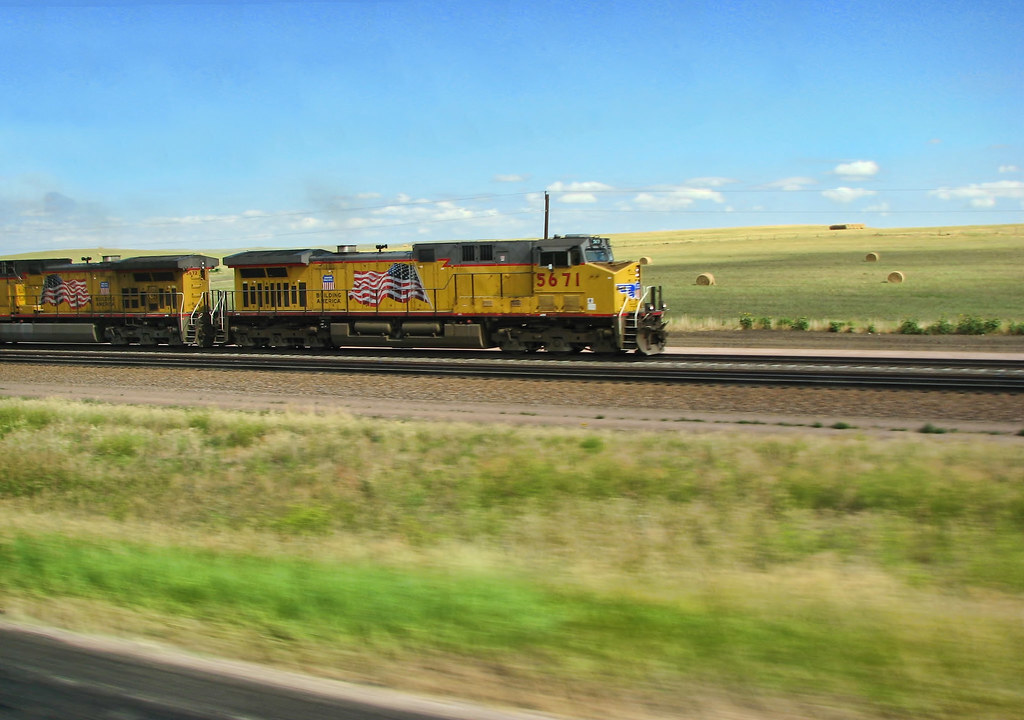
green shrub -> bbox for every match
[791,317,810,331]
[757,317,772,330]
[928,318,954,335]
[739,313,754,330]
[828,321,845,333]
[898,319,925,335]
[955,316,1001,335]
[956,315,986,335]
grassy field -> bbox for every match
[614,224,1024,331]
[2,397,1024,719]
[6,223,1023,332]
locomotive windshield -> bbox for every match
[584,236,613,263]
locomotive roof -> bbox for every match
[223,236,611,268]
[0,254,218,275]
[0,258,74,276]
[114,255,220,270]
[411,235,608,251]
[223,248,412,266]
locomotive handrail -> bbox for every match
[619,285,653,322]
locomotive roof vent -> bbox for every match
[336,245,357,253]
[102,255,122,262]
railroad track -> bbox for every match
[3,346,1024,391]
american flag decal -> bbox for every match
[40,275,91,309]
[616,282,642,299]
[348,263,430,307]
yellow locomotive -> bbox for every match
[222,235,667,354]
[0,255,220,345]
[2,235,667,354]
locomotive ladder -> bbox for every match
[619,285,665,351]
[182,292,229,346]
[621,314,639,351]
[208,291,229,344]
[619,286,656,351]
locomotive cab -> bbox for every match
[536,235,613,268]
[522,235,667,354]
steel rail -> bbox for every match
[3,347,1023,391]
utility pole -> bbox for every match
[543,191,550,240]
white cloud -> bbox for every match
[822,187,878,203]
[547,181,613,192]
[560,193,599,203]
[494,174,528,183]
[930,180,1024,208]
[547,180,613,204]
[632,186,725,210]
[685,176,737,188]
[833,160,879,180]
[763,176,817,191]
[998,165,1020,174]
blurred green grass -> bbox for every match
[2,397,1024,718]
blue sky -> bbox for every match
[1,0,1022,254]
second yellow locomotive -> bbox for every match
[0,254,219,345]
[222,234,667,354]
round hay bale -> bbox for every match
[638,256,652,265]
[696,272,715,286]
[865,251,880,262]
[887,271,904,284]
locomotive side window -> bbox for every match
[267,267,288,278]
[539,250,571,268]
[240,268,265,279]
[417,247,435,262]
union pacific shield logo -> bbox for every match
[615,282,641,299]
